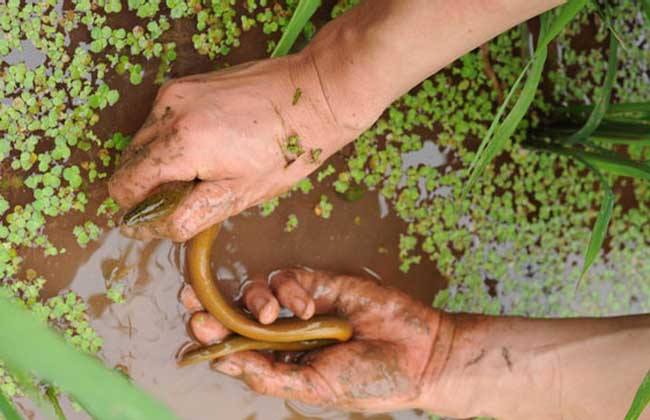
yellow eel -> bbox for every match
[122,183,353,367]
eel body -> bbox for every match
[122,183,353,366]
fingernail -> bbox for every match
[213,359,242,376]
[252,296,268,316]
[193,313,207,324]
[293,298,306,315]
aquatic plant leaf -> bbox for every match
[464,1,589,195]
[271,0,321,57]
[625,371,650,420]
[0,294,177,420]
[0,390,22,420]
[566,35,619,144]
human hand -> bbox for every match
[108,51,371,242]
[180,268,446,413]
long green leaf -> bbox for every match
[566,102,650,118]
[625,371,650,420]
[576,161,614,280]
[538,0,589,49]
[0,390,22,420]
[271,0,321,58]
[0,294,177,420]
[464,38,547,195]
[525,142,650,180]
[465,2,589,195]
[566,35,619,144]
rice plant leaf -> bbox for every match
[525,141,650,180]
[564,153,614,283]
[0,390,22,420]
[625,370,650,420]
[581,150,650,180]
[566,35,619,144]
[566,102,650,120]
[0,293,177,420]
[464,2,589,195]
[464,42,547,195]
[579,174,613,280]
[537,0,589,49]
[271,0,321,58]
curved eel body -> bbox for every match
[123,184,353,367]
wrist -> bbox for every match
[416,314,560,419]
[298,8,394,141]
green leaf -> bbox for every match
[0,390,22,420]
[566,35,619,144]
[640,0,650,26]
[0,293,178,420]
[626,371,650,420]
[464,1,589,195]
[537,0,589,49]
[271,0,321,58]
[464,39,547,195]
[525,142,650,181]
[578,165,613,280]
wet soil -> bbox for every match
[12,5,446,420]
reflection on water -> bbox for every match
[2,40,47,68]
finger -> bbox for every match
[120,181,237,242]
[212,352,334,406]
[180,284,203,312]
[190,312,231,345]
[120,105,178,163]
[108,130,197,209]
[270,269,384,317]
[269,270,315,320]
[241,277,280,325]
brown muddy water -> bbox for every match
[13,9,446,420]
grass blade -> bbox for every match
[538,0,589,49]
[576,163,614,281]
[45,387,66,420]
[625,371,650,420]
[565,102,650,123]
[0,293,177,420]
[465,2,589,195]
[526,141,650,180]
[0,390,22,420]
[566,35,619,144]
[271,0,321,58]
[464,41,547,195]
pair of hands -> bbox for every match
[108,53,443,413]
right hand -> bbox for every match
[180,268,447,413]
[108,52,363,242]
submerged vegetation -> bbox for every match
[0,0,648,418]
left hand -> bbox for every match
[180,268,444,412]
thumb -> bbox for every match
[121,181,237,242]
[212,352,334,406]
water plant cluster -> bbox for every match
[0,0,648,417]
